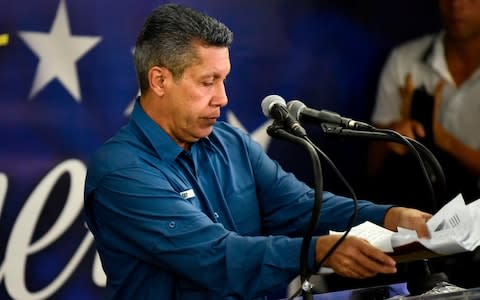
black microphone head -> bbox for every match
[261,94,286,118]
[286,100,306,121]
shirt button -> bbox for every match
[168,221,176,229]
[213,212,219,219]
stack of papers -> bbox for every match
[330,194,480,261]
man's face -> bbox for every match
[161,45,230,148]
[439,0,480,40]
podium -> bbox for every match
[405,287,480,299]
[283,285,480,299]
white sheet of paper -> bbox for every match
[330,221,394,252]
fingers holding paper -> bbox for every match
[384,207,432,238]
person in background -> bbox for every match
[369,0,480,210]
[368,0,480,289]
[83,4,432,299]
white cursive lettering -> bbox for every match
[1,159,105,300]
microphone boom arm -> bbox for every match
[321,123,446,212]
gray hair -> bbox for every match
[134,4,233,93]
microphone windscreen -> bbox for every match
[261,95,285,117]
[286,100,306,120]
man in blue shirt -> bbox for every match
[83,4,432,299]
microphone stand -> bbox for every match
[267,123,323,300]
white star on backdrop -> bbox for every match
[18,0,101,102]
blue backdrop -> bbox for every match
[0,1,439,299]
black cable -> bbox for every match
[280,121,445,299]
[268,122,443,299]
[294,123,443,298]
[287,137,359,299]
[373,128,437,211]
[268,125,361,300]
[267,125,322,300]
[321,124,446,212]
[305,136,358,272]
[278,134,360,299]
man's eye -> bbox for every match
[203,82,214,86]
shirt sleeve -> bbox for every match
[371,47,405,125]
[245,133,391,236]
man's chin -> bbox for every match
[196,126,214,139]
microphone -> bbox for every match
[287,100,374,131]
[261,95,307,137]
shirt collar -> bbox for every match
[422,31,455,84]
[130,97,182,163]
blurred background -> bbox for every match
[0,0,440,299]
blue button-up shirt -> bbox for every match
[84,100,391,299]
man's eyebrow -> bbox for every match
[201,72,227,80]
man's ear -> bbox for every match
[148,66,171,96]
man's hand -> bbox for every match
[383,207,432,238]
[315,235,397,279]
[387,74,426,155]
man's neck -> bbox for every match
[444,34,480,86]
